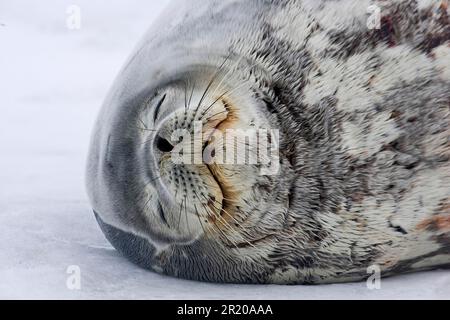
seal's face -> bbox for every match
[135,63,283,247]
[89,58,287,264]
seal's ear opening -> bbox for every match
[94,211,157,271]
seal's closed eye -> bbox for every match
[153,94,167,122]
[157,202,169,227]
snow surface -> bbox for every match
[0,0,449,300]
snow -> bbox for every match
[0,0,449,299]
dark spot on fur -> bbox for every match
[389,221,408,235]
[263,98,277,114]
[287,183,295,209]
[379,16,397,47]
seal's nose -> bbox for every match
[155,135,174,153]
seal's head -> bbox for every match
[87,51,289,282]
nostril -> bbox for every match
[155,135,174,153]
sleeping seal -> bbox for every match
[86,0,450,284]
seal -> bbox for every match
[86,0,450,284]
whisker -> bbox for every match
[195,191,255,248]
[188,79,196,110]
[199,54,246,117]
[193,204,208,235]
[200,204,239,249]
[185,195,190,234]
[135,126,158,133]
[198,193,249,234]
[179,79,197,128]
[192,53,233,120]
[138,117,149,130]
[208,52,245,101]
[177,196,186,230]
[193,191,240,248]
[148,175,162,184]
[203,110,229,122]
[119,180,154,228]
[200,91,229,118]
[184,80,189,112]
[200,54,257,119]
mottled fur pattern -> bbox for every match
[87,0,450,284]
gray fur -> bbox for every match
[87,0,450,284]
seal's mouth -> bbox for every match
[201,97,241,228]
[206,165,240,228]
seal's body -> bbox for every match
[87,0,450,284]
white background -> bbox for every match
[0,0,449,299]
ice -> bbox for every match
[0,0,448,299]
